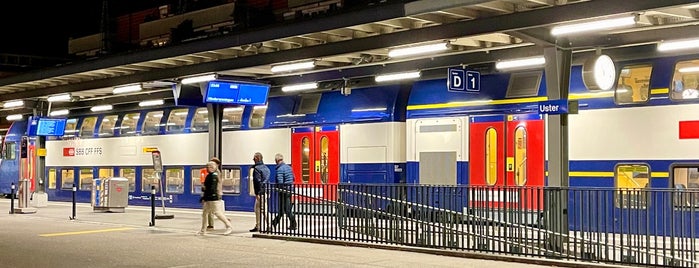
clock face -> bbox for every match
[593,55,616,90]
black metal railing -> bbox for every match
[261,184,699,267]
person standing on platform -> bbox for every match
[203,157,222,231]
[271,153,297,230]
[250,152,270,232]
[198,161,233,236]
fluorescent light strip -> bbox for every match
[3,100,24,108]
[47,94,72,102]
[388,42,448,58]
[658,38,699,52]
[181,74,216,85]
[91,105,113,112]
[271,61,315,73]
[679,66,699,73]
[49,109,70,116]
[6,114,22,121]
[139,99,164,107]
[495,56,545,70]
[113,84,142,94]
[282,83,318,92]
[375,71,421,82]
[551,16,636,36]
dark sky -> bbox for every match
[0,1,170,58]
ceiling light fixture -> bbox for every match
[271,61,316,73]
[113,84,143,94]
[375,71,421,82]
[49,109,70,117]
[388,42,449,58]
[3,100,24,109]
[495,56,546,70]
[180,74,217,85]
[6,114,23,121]
[91,105,113,112]
[658,38,699,52]
[47,93,72,102]
[551,15,637,36]
[139,99,164,107]
[281,82,318,92]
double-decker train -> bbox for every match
[1,52,699,234]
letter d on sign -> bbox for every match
[448,68,465,91]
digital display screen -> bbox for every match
[27,117,67,136]
[204,80,270,105]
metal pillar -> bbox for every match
[207,103,223,160]
[543,46,571,252]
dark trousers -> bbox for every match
[272,191,296,227]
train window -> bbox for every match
[671,166,699,207]
[80,116,98,138]
[120,113,140,136]
[221,168,240,194]
[514,126,527,186]
[98,168,114,179]
[301,137,310,184]
[142,111,164,135]
[249,105,267,129]
[98,115,118,137]
[191,167,204,194]
[119,168,136,192]
[191,108,209,132]
[3,142,16,160]
[165,167,184,194]
[141,168,160,193]
[614,164,650,209]
[320,136,329,184]
[48,168,56,190]
[63,118,78,138]
[79,168,94,191]
[671,59,699,100]
[615,64,651,104]
[222,106,243,130]
[61,169,75,190]
[485,128,498,186]
[167,109,188,133]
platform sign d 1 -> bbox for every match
[448,68,480,92]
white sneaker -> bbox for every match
[196,230,207,236]
[223,227,233,236]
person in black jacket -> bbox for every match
[198,161,233,236]
[249,152,270,232]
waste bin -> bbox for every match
[92,177,129,212]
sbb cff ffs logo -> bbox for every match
[63,147,75,157]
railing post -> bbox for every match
[149,185,156,226]
[69,184,76,220]
[9,183,15,214]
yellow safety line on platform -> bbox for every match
[39,227,135,237]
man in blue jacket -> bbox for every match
[271,153,297,230]
[250,152,270,232]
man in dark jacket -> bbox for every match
[271,153,297,230]
[198,161,233,236]
[250,152,270,232]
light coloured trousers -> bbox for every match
[254,195,267,228]
[201,200,231,231]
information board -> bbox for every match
[27,117,67,136]
[204,80,270,105]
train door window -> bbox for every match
[141,168,160,193]
[98,168,114,179]
[3,142,16,160]
[167,109,188,133]
[249,105,267,129]
[98,115,118,137]
[221,168,240,194]
[614,164,650,208]
[142,111,164,135]
[119,168,136,192]
[514,126,527,186]
[165,167,184,194]
[670,59,699,100]
[615,64,652,104]
[191,108,209,132]
[79,168,94,191]
[63,118,78,138]
[80,116,98,138]
[485,128,498,186]
[320,136,328,184]
[120,113,140,136]
[61,169,75,190]
[191,168,203,194]
[671,166,699,207]
[48,168,56,190]
[222,107,243,130]
[301,137,310,184]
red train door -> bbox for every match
[469,114,544,209]
[291,126,340,201]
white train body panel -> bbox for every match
[221,128,291,165]
[406,117,469,162]
[340,122,405,164]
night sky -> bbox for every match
[0,1,171,58]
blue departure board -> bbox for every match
[29,118,67,136]
[204,80,270,105]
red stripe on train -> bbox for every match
[679,121,699,139]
